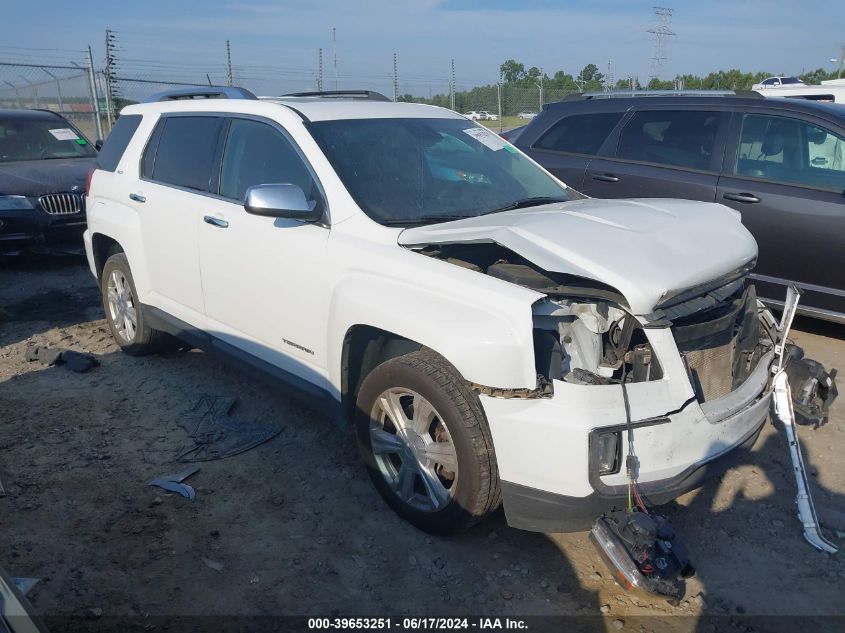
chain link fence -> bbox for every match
[0,62,106,140]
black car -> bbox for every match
[0,108,97,252]
[514,93,845,323]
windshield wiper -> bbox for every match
[479,196,568,216]
[380,215,472,226]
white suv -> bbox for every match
[85,87,778,535]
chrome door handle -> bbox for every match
[129,193,146,203]
[591,173,620,183]
[203,215,229,228]
[723,192,761,204]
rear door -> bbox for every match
[520,110,625,190]
[136,113,224,326]
[717,108,845,317]
[582,106,729,202]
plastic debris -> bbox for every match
[25,344,100,373]
[147,465,200,500]
[176,395,284,462]
[201,557,225,572]
[13,577,40,596]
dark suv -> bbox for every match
[0,108,96,253]
[513,94,845,323]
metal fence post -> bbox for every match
[497,82,503,133]
[85,47,104,139]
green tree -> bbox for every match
[500,59,526,83]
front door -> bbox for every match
[198,116,332,390]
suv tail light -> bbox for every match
[85,168,95,196]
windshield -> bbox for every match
[0,116,96,162]
[309,117,574,225]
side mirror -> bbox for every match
[244,184,322,222]
[94,139,104,151]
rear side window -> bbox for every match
[146,116,223,191]
[533,112,622,155]
[616,110,723,171]
[96,115,142,172]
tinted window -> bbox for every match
[219,118,318,203]
[149,116,222,191]
[616,110,722,170]
[0,115,96,163]
[734,113,845,191]
[533,112,622,155]
[96,114,141,172]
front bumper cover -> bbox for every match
[501,390,769,533]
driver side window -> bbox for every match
[219,118,319,205]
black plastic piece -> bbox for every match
[282,90,390,102]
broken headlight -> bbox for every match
[595,430,621,475]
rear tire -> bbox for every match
[101,253,171,356]
[355,350,501,534]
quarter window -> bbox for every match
[533,112,622,156]
[219,118,319,204]
[147,116,223,191]
[96,114,141,172]
[734,114,845,191]
[616,110,722,170]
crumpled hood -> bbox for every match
[398,198,758,314]
[0,158,94,196]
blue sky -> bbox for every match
[2,1,842,97]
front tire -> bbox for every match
[355,350,501,534]
[101,253,170,356]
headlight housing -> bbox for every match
[0,195,35,210]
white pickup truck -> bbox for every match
[84,87,778,535]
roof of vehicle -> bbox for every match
[541,94,845,120]
[0,108,65,121]
[122,93,463,122]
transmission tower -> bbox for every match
[647,6,675,82]
[226,40,233,86]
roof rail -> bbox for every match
[562,89,763,100]
[280,90,391,102]
[144,86,258,103]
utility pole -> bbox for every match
[392,52,398,102]
[226,40,233,86]
[104,29,117,126]
[85,46,103,139]
[332,27,338,90]
[317,48,323,91]
[450,58,455,110]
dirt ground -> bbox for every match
[1,255,844,632]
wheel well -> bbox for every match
[92,234,123,280]
[341,325,422,424]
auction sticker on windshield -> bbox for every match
[463,127,507,151]
[48,128,80,141]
